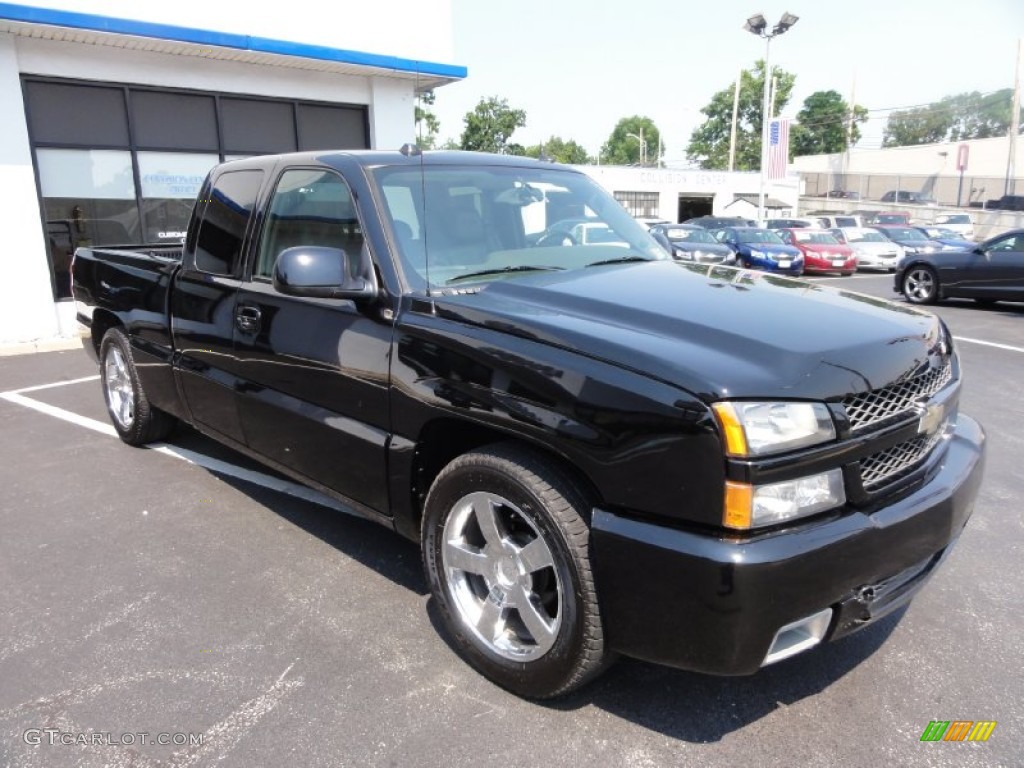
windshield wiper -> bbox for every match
[585,255,653,267]
[446,265,565,284]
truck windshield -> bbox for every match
[371,162,666,291]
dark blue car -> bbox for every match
[913,226,975,251]
[712,227,804,275]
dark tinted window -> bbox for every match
[221,98,296,154]
[25,81,129,146]
[255,169,361,279]
[194,170,263,275]
[131,90,218,150]
[297,104,368,150]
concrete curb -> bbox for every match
[0,336,85,357]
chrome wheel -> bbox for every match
[104,345,135,429]
[904,267,937,303]
[442,491,561,661]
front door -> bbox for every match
[231,167,394,513]
[964,232,1024,301]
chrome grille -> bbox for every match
[843,358,953,432]
[859,428,946,489]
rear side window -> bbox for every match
[194,169,264,275]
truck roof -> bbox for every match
[219,148,566,171]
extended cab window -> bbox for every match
[194,170,263,275]
[255,169,362,279]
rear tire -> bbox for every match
[100,328,176,445]
[421,443,610,699]
[902,265,940,304]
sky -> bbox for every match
[431,0,1024,164]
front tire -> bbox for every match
[902,265,940,304]
[100,328,176,445]
[421,444,610,699]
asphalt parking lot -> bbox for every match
[1,276,1021,767]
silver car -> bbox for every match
[829,227,905,272]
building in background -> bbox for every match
[0,1,464,343]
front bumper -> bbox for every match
[590,414,985,675]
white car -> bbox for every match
[828,227,905,272]
[933,213,974,239]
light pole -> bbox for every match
[743,12,798,223]
[626,129,647,166]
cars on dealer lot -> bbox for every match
[828,227,905,272]
[871,224,945,255]
[764,217,820,229]
[913,226,976,251]
[896,228,1024,305]
[71,149,984,699]
[869,212,912,226]
[683,214,756,229]
[712,226,804,275]
[880,191,937,205]
[648,223,736,263]
[774,228,857,276]
[808,213,864,229]
[933,213,974,239]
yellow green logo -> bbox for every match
[920,721,997,742]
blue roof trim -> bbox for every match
[0,2,467,79]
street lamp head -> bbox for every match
[743,13,767,35]
[773,12,799,35]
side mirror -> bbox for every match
[272,246,378,300]
[972,246,986,255]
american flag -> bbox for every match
[766,118,790,179]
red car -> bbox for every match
[775,228,857,275]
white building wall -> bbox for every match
[369,77,415,150]
[575,166,800,220]
[0,33,59,343]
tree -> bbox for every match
[523,136,591,164]
[415,89,440,149]
[686,60,795,170]
[601,116,663,166]
[459,96,526,153]
[790,90,868,156]
[882,89,1023,147]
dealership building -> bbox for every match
[0,0,464,343]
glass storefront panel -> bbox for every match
[138,152,219,243]
[36,149,140,298]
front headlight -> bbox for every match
[724,469,846,529]
[712,401,836,457]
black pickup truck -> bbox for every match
[72,150,985,698]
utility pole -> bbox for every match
[1006,38,1021,195]
[843,72,857,195]
[728,68,741,172]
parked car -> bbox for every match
[684,215,756,229]
[713,226,803,275]
[825,190,860,200]
[896,228,1024,305]
[871,225,945,256]
[764,217,819,229]
[649,223,736,263]
[71,149,985,699]
[775,228,857,276]
[829,227,905,272]
[808,213,864,229]
[984,194,1024,211]
[633,216,672,229]
[870,212,911,226]
[933,213,974,239]
[880,191,937,205]
[912,226,976,251]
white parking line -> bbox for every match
[0,384,356,516]
[952,336,1024,354]
[9,374,100,395]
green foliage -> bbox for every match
[685,60,795,170]
[415,90,440,150]
[790,90,868,156]
[601,116,663,166]
[523,136,591,164]
[459,96,527,153]
[415,89,440,149]
[883,89,1022,147]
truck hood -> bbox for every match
[433,261,943,402]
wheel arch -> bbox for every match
[398,417,603,542]
[89,308,125,358]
